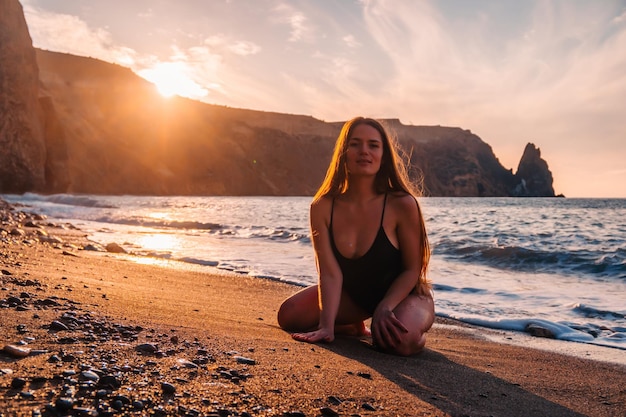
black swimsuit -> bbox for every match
[329,194,404,314]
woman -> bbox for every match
[277,117,434,356]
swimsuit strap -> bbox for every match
[380,193,388,228]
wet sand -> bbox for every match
[1,201,625,416]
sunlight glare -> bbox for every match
[137,234,179,251]
[138,62,209,99]
[148,212,172,220]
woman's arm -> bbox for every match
[372,194,424,348]
[291,198,343,343]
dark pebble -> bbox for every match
[79,370,100,382]
[95,389,109,399]
[50,320,70,331]
[10,377,27,389]
[320,408,339,417]
[31,376,47,385]
[19,391,35,399]
[40,298,60,306]
[328,395,342,405]
[111,399,124,411]
[161,382,176,394]
[113,394,131,405]
[234,355,256,365]
[48,354,61,363]
[7,296,22,305]
[55,397,75,412]
[99,374,121,389]
[136,343,158,353]
[362,403,376,411]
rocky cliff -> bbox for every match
[0,1,556,197]
[0,0,46,192]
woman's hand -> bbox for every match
[291,327,335,344]
[371,306,408,350]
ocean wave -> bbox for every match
[573,303,625,320]
[85,214,312,244]
[176,257,219,267]
[248,228,310,243]
[435,239,626,280]
[439,315,626,349]
[94,217,225,231]
[45,194,119,208]
[1,193,118,209]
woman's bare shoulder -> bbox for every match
[388,191,417,206]
[311,195,332,208]
[387,192,420,218]
[310,196,332,219]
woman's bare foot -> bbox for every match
[292,328,334,343]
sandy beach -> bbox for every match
[1,202,625,417]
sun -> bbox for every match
[139,62,208,99]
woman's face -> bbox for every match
[345,123,384,177]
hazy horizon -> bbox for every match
[20,0,626,197]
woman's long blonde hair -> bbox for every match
[313,117,431,296]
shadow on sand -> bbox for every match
[319,337,586,417]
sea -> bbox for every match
[3,194,625,362]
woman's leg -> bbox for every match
[277,286,319,332]
[277,285,369,333]
[377,294,435,356]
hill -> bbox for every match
[0,0,555,196]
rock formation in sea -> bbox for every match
[512,143,556,197]
[0,0,557,197]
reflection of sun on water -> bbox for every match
[138,62,208,99]
[137,234,179,252]
[148,212,171,220]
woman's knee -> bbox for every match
[390,331,427,356]
[277,286,320,331]
[277,297,297,330]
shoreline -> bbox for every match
[1,200,625,416]
[123,254,626,367]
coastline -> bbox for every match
[1,202,625,416]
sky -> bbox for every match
[20,0,626,198]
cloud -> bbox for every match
[342,34,361,48]
[273,3,314,43]
[228,41,261,56]
[204,35,261,56]
[23,4,138,66]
